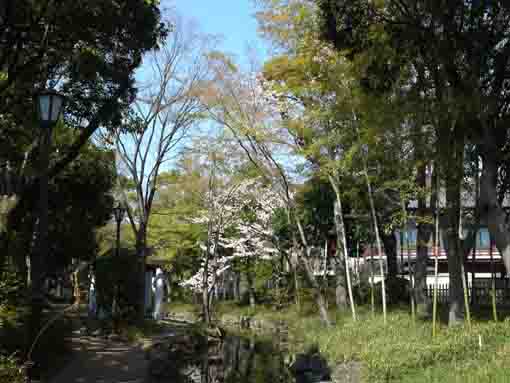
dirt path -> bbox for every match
[47,315,181,383]
[49,335,152,383]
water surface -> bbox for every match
[158,333,329,383]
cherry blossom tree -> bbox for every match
[199,54,334,326]
[181,176,282,323]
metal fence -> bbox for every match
[425,282,510,305]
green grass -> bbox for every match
[0,353,26,383]
[169,300,510,382]
[288,307,510,383]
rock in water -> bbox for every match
[290,352,331,382]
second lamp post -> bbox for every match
[112,203,125,329]
[113,204,126,257]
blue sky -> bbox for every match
[126,1,274,174]
[172,0,268,64]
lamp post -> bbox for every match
[27,90,64,365]
[113,204,126,258]
[112,203,125,330]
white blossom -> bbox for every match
[181,178,284,292]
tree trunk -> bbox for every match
[480,150,510,274]
[246,266,256,309]
[329,174,356,320]
[382,230,398,280]
[233,271,240,302]
[136,227,147,323]
[415,163,434,317]
[436,119,465,326]
[295,216,331,326]
[291,231,301,309]
[300,251,331,327]
[202,249,211,325]
[381,230,398,308]
[73,269,81,305]
[332,200,347,310]
[445,156,464,326]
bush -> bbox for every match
[94,250,140,322]
[0,271,27,356]
[0,271,25,307]
[0,353,27,383]
[353,277,410,306]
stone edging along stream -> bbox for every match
[166,310,281,331]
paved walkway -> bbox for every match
[49,335,151,383]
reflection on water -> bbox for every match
[178,335,294,383]
[151,332,329,383]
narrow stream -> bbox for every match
[150,332,332,383]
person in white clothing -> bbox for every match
[88,271,97,318]
[152,268,168,320]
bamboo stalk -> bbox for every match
[324,239,328,309]
[367,180,387,324]
[407,227,416,322]
[354,114,386,324]
[402,201,415,322]
[432,175,440,338]
[461,260,471,328]
[370,243,375,317]
[400,229,404,277]
[471,230,477,306]
[329,175,356,321]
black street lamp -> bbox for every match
[112,203,125,330]
[27,90,65,367]
[113,204,126,258]
[37,90,65,129]
[33,90,65,287]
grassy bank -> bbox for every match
[167,302,510,382]
[295,310,510,382]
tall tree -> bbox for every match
[113,16,213,319]
[202,53,333,326]
[1,0,168,196]
[316,0,504,324]
[0,1,167,342]
[258,0,419,317]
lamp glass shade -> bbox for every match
[50,94,64,122]
[37,91,65,125]
[113,206,125,222]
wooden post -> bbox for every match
[490,237,498,322]
[472,156,479,305]
[356,241,360,283]
[471,230,477,306]
[407,226,415,322]
[461,260,471,328]
[323,239,328,309]
[400,229,404,276]
[370,242,375,317]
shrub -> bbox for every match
[94,250,140,322]
[0,353,27,383]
